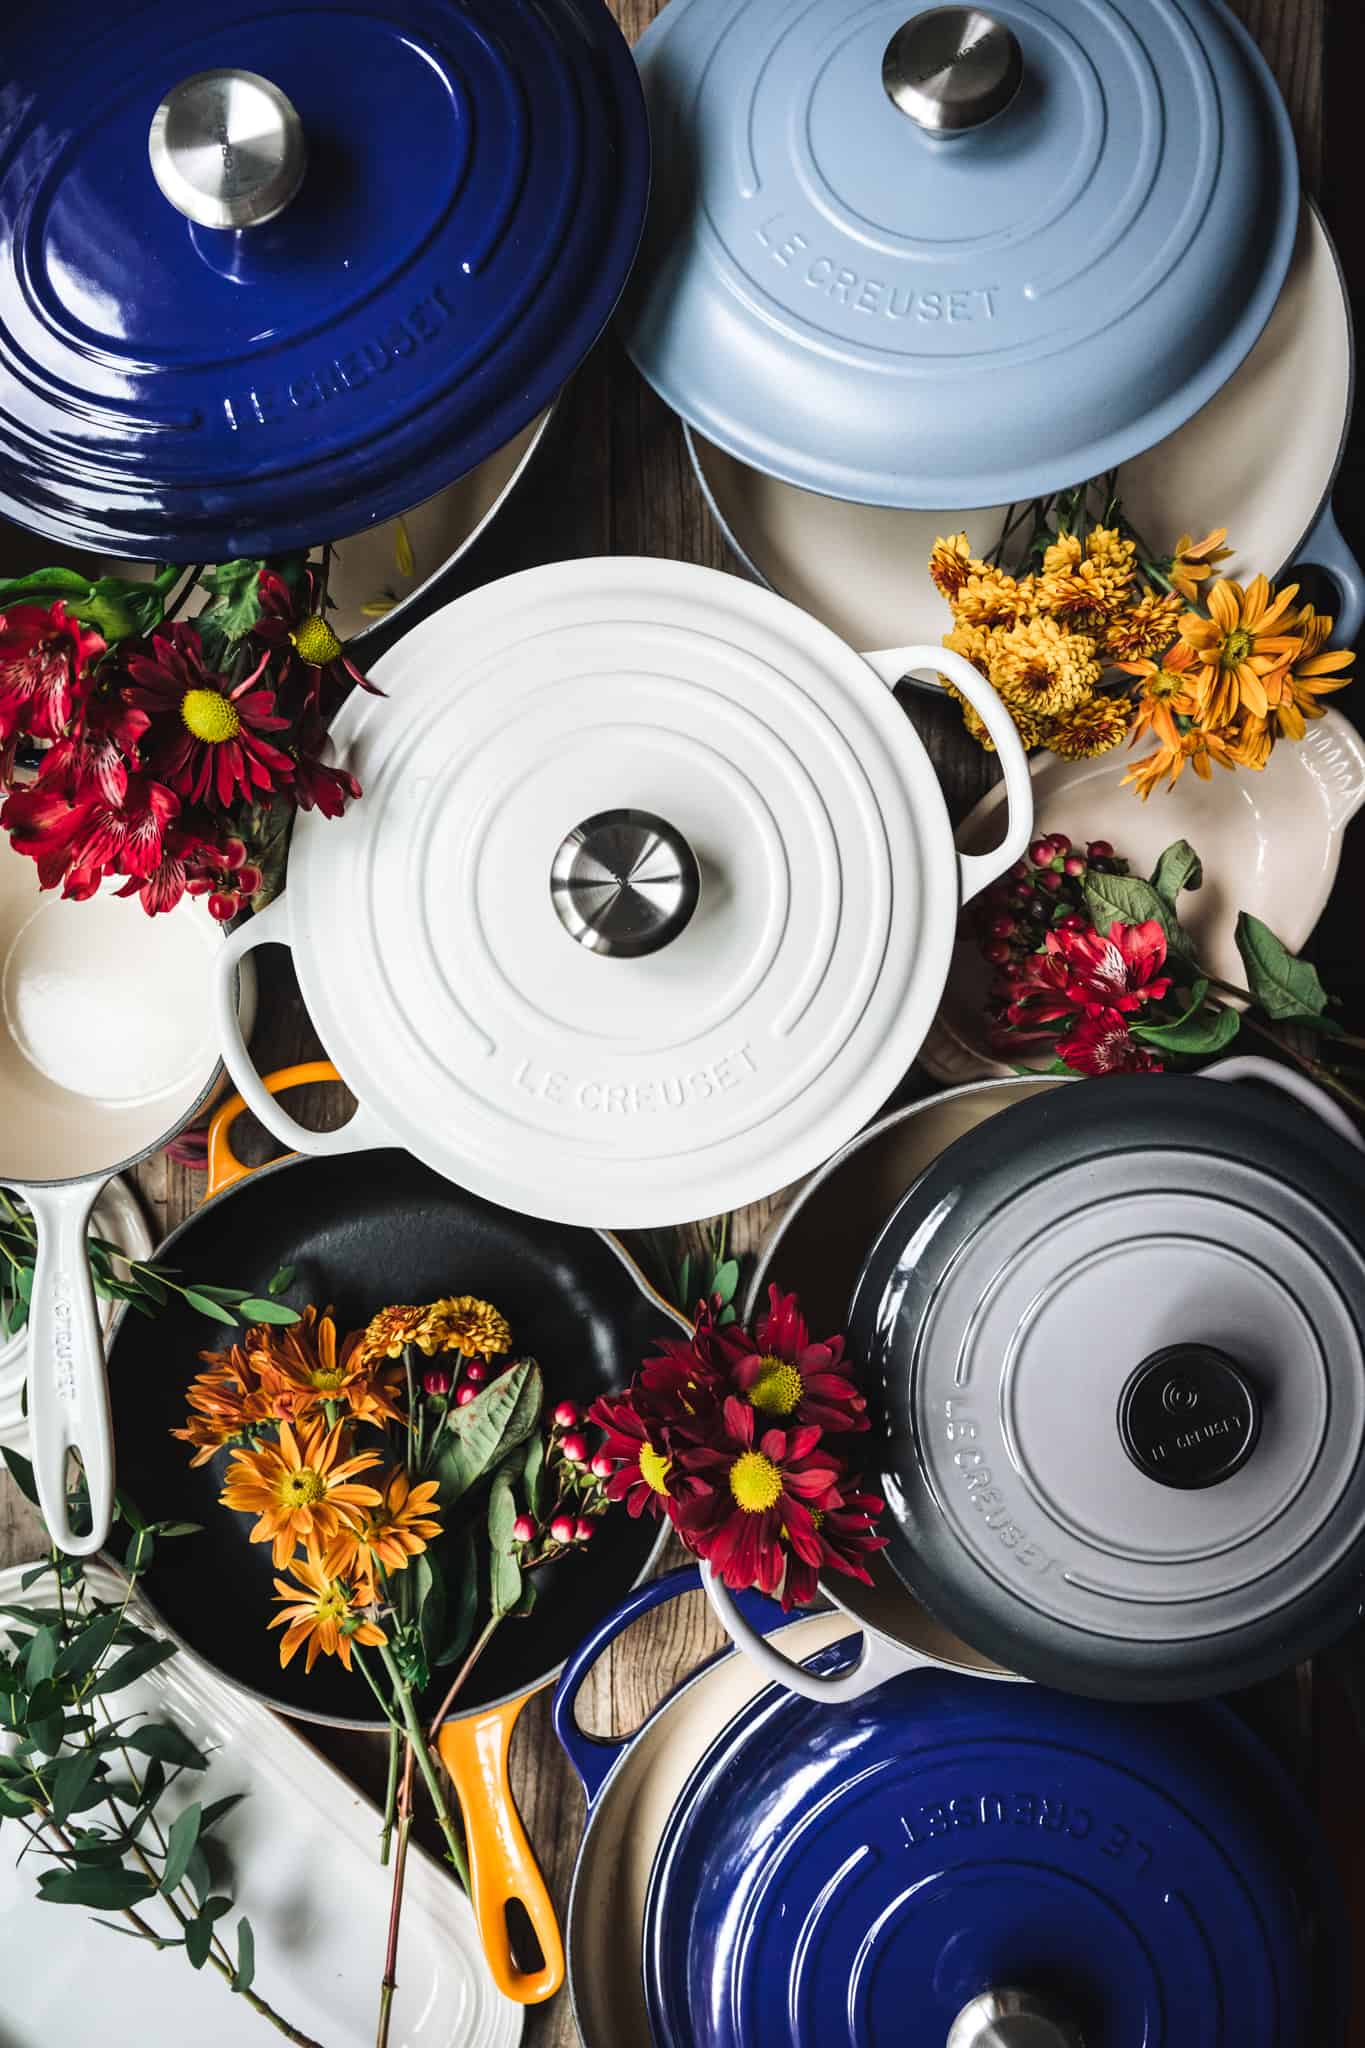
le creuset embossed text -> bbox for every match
[211,559,1033,1227]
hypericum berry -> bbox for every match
[983,939,1011,965]
[1063,853,1087,877]
[590,1454,615,1480]
[1011,879,1033,904]
[1047,833,1071,857]
[422,1364,452,1397]
[989,914,1015,940]
[512,1514,537,1544]
[464,1360,487,1385]
[560,1431,588,1465]
[573,1517,596,1543]
[1039,870,1063,895]
[550,1514,576,1545]
[1008,858,1030,880]
[1028,838,1053,868]
[455,1383,477,1407]
[1056,912,1087,932]
[552,1400,580,1430]
[1087,839,1113,859]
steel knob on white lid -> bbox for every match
[148,68,308,229]
[550,809,701,959]
[882,7,1023,133]
[947,1990,1085,2048]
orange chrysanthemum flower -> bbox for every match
[269,1551,387,1673]
[250,1305,403,1428]
[1168,528,1234,606]
[220,1418,383,1567]
[1179,576,1302,723]
[325,1466,443,1580]
[171,1343,272,1466]
[1118,638,1202,752]
[353,1303,429,1366]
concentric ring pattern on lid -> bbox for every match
[622,0,1300,508]
[0,0,649,558]
[848,1076,1365,1698]
[280,558,961,1227]
[643,1650,1343,2048]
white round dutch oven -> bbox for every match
[212,559,1032,1226]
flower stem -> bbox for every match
[379,1721,401,1867]
[1239,1012,1365,1119]
[376,1741,416,2048]
[375,1644,470,1892]
[425,1615,502,1745]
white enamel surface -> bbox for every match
[0,1175,152,1449]
[0,837,222,1181]
[692,204,1350,651]
[266,559,972,1226]
[920,707,1365,1084]
[0,1564,520,2048]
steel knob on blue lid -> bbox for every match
[882,7,1023,133]
[946,1991,1084,2048]
[148,69,308,229]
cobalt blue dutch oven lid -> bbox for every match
[0,0,649,559]
[621,0,1299,510]
[643,1643,1347,2048]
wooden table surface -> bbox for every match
[5,1,1364,2041]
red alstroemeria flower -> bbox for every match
[254,568,380,705]
[35,692,150,805]
[2,772,178,897]
[0,602,104,742]
[779,1484,888,1610]
[123,625,295,807]
[588,1389,701,1521]
[1057,1008,1164,1077]
[1042,918,1171,1014]
[722,1286,868,1435]
[672,1395,844,1600]
[121,825,263,920]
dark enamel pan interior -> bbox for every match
[107,1148,674,1726]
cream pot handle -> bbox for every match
[861,644,1033,902]
[214,896,391,1160]
[701,1563,917,1700]
[1203,1054,1365,1151]
[21,1178,112,1556]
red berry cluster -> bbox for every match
[973,834,1127,970]
[509,1400,614,1561]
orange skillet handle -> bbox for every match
[206,1061,343,1198]
[437,1693,565,2005]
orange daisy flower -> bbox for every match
[1178,576,1302,723]
[270,1551,387,1673]
[220,1418,383,1567]
[325,1466,443,1580]
[1122,721,1239,800]
[1118,638,1202,752]
[1264,603,1355,740]
[1167,528,1234,606]
[250,1306,403,1428]
[171,1343,271,1466]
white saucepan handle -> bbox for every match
[214,895,391,1160]
[20,1178,111,1555]
[861,644,1033,903]
[1203,1054,1364,1150]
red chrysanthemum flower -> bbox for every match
[254,568,379,705]
[123,625,295,807]
[1057,1007,1164,1076]
[1041,918,1171,1014]
[2,772,178,897]
[0,602,104,743]
[35,693,150,805]
[722,1286,868,1435]
[672,1396,844,1600]
[291,713,362,819]
[589,1389,698,1520]
[778,1483,888,1610]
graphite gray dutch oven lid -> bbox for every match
[847,1065,1365,1700]
[622,0,1300,509]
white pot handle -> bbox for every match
[862,644,1033,903]
[214,896,391,1160]
[20,1178,111,1555]
[702,1561,926,1702]
[1203,1054,1364,1151]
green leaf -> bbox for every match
[0,568,93,601]
[122,1721,206,1768]
[238,1298,302,1325]
[151,1522,202,1541]
[183,1291,240,1327]
[24,1625,57,1689]
[512,1578,538,1621]
[1235,912,1329,1021]
[523,1432,546,1521]
[1131,1004,1241,1057]
[267,1265,295,1297]
[675,1253,693,1312]
[490,1547,522,1620]
[1082,871,1195,969]
[185,1843,212,1906]
[38,1866,157,1910]
[178,1284,252,1306]
[434,1360,542,1509]
[49,1750,102,1825]
[29,1709,64,1756]
[1,1447,39,1507]
[124,1528,155,1577]
[232,1917,256,1994]
[433,1527,477,1669]
[185,1909,216,1969]
[200,1791,247,1837]
[412,1551,445,1670]
[710,1258,740,1307]
[1149,839,1203,905]
[488,1453,522,1556]
[160,1802,202,1894]
[197,558,266,644]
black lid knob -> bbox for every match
[1118,1345,1261,1491]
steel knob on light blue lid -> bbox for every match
[641,1642,1347,2048]
[0,0,649,560]
[622,0,1300,509]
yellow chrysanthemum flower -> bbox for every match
[928,532,975,601]
[948,568,1024,629]
[1041,533,1082,577]
[415,1295,512,1359]
[1102,590,1185,663]
[355,1303,429,1366]
[944,685,1047,754]
[990,617,1101,717]
[1046,694,1134,759]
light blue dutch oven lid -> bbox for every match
[622,0,1300,509]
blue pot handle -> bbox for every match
[1290,501,1365,648]
[552,1563,791,1805]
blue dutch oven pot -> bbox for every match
[556,1569,1348,2048]
[0,0,649,560]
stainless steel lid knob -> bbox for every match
[947,1989,1085,2048]
[883,8,1024,133]
[149,69,308,229]
[550,809,701,959]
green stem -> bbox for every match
[375,1645,470,1893]
[350,1644,402,1730]
[379,1723,401,1867]
[1239,1013,1365,1119]
[426,1615,502,1745]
